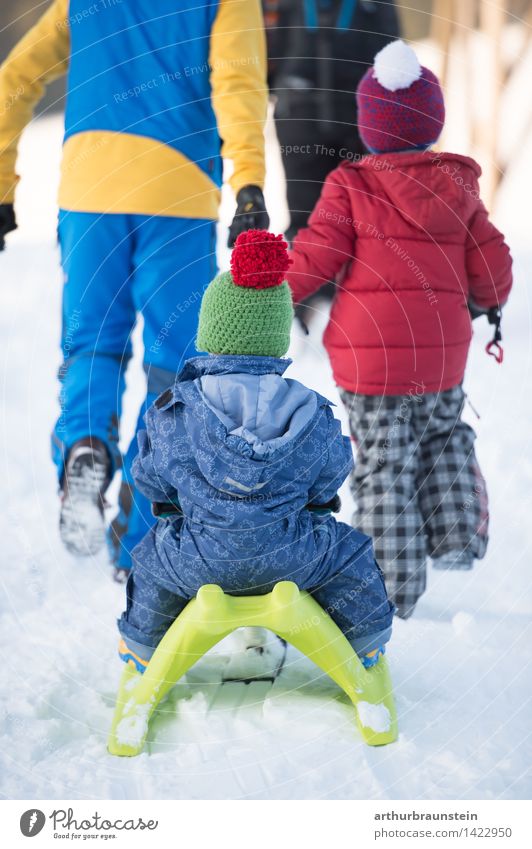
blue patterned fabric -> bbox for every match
[118,355,394,656]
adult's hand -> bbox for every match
[0,204,17,251]
[227,185,269,248]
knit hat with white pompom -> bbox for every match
[356,40,445,154]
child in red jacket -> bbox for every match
[286,40,512,618]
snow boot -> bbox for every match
[361,646,385,669]
[59,437,111,556]
[118,639,149,674]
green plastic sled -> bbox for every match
[108,581,398,756]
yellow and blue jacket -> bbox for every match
[0,0,267,219]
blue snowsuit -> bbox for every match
[118,355,394,660]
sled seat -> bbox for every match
[108,581,398,756]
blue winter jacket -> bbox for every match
[131,355,393,648]
[133,353,351,544]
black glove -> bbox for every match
[0,204,17,251]
[227,185,269,248]
[485,305,504,362]
[307,494,341,515]
[468,300,488,320]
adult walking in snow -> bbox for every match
[264,0,400,327]
[0,0,269,580]
[286,41,513,617]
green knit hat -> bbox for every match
[196,230,294,358]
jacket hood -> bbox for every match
[352,151,482,235]
[165,356,329,499]
[199,372,318,456]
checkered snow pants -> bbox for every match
[340,385,489,618]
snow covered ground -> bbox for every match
[1,113,531,800]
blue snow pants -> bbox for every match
[52,211,216,568]
[118,515,394,662]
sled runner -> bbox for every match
[108,581,398,756]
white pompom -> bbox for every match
[373,40,422,92]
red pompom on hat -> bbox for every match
[196,229,294,358]
[230,229,292,290]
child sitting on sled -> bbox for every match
[285,40,513,618]
[117,230,394,673]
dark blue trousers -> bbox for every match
[118,516,394,661]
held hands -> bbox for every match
[227,185,270,248]
[0,204,17,251]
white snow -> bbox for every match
[356,701,391,734]
[124,673,142,692]
[373,40,422,91]
[116,703,151,749]
[0,108,531,800]
[222,629,286,682]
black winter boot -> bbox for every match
[59,437,111,556]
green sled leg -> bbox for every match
[108,582,398,756]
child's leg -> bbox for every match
[117,563,188,672]
[414,385,489,567]
[310,521,394,660]
[340,390,427,618]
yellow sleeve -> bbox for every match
[209,0,267,193]
[0,0,70,203]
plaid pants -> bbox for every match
[340,384,489,618]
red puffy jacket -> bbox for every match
[287,152,513,395]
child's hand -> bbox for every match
[468,300,488,320]
[151,501,182,519]
[306,494,341,515]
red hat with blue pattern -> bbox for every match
[356,40,445,154]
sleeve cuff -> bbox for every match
[0,174,18,204]
[230,167,265,195]
[348,624,393,658]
